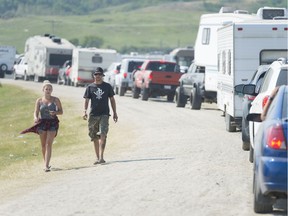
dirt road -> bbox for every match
[0,79,285,216]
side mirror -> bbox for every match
[234,84,244,94]
[246,113,262,122]
[243,84,256,96]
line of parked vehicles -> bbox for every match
[9,5,288,214]
[104,6,288,214]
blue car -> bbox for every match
[248,85,287,213]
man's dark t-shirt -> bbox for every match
[83,82,115,116]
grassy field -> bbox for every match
[0,84,90,175]
[0,1,264,54]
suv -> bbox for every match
[242,58,288,162]
[115,59,144,96]
[234,65,270,151]
[175,62,215,110]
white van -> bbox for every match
[0,45,16,78]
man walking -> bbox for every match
[83,67,118,164]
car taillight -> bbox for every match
[267,124,286,149]
[123,72,127,78]
[247,95,256,101]
[262,95,269,108]
[148,73,153,80]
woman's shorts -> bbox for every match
[88,115,109,141]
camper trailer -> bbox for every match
[217,20,288,132]
[164,47,194,73]
[24,34,75,82]
[189,6,287,109]
[69,47,119,87]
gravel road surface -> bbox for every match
[0,78,286,216]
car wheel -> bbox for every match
[167,92,175,102]
[190,87,201,110]
[141,87,149,101]
[114,85,119,95]
[13,71,18,80]
[253,171,273,213]
[249,145,254,163]
[132,84,140,99]
[0,64,8,73]
[175,87,186,107]
[119,86,125,96]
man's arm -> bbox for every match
[110,96,118,122]
[83,98,89,120]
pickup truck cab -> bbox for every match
[132,60,182,101]
[175,62,216,109]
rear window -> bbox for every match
[146,62,177,72]
[128,61,143,72]
[276,69,288,86]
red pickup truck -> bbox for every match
[132,60,182,101]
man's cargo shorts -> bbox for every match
[88,115,109,141]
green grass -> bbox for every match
[0,1,260,54]
[0,84,88,171]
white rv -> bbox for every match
[194,8,259,99]
[217,20,288,132]
[24,34,75,82]
[192,6,287,108]
[69,47,119,87]
[0,45,16,78]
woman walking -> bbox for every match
[21,80,63,172]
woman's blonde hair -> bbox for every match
[42,80,53,90]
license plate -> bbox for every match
[164,85,171,89]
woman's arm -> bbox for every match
[34,98,40,122]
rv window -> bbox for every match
[227,50,231,75]
[49,54,72,66]
[92,55,103,63]
[202,28,210,45]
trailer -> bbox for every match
[0,45,16,78]
[24,34,75,82]
[69,47,119,87]
[164,47,194,72]
[192,6,287,109]
[217,20,288,132]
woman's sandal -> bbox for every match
[44,166,51,172]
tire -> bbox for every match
[241,114,250,150]
[132,84,140,99]
[249,146,254,163]
[119,86,125,96]
[167,92,175,102]
[141,87,149,101]
[13,71,18,80]
[225,112,237,132]
[114,85,119,95]
[253,172,273,213]
[0,64,8,73]
[175,87,186,107]
[190,87,201,110]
